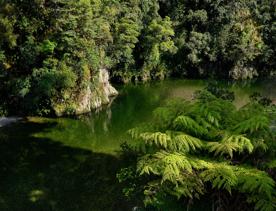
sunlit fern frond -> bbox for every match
[222,134,254,153]
[200,162,238,193]
[207,134,254,158]
[173,115,208,136]
[161,152,192,184]
[155,151,193,183]
[137,154,160,176]
[188,157,212,170]
[173,133,203,152]
[137,151,193,183]
[207,141,240,158]
[140,132,172,149]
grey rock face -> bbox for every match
[75,68,118,115]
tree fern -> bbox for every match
[173,133,203,152]
[233,115,270,134]
[128,127,146,139]
[158,151,193,183]
[127,124,154,139]
[192,101,224,128]
[252,139,268,152]
[194,116,214,130]
[169,172,205,199]
[224,134,254,153]
[137,154,160,176]
[140,132,172,149]
[120,90,276,211]
[153,107,176,128]
[235,167,276,211]
[152,99,190,129]
[173,115,207,136]
[200,163,238,193]
[207,134,254,158]
[253,198,276,211]
[235,167,275,199]
[137,151,193,180]
[207,141,240,158]
[138,131,204,152]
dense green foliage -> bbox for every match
[0,0,275,115]
[118,89,276,210]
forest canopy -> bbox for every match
[0,0,275,115]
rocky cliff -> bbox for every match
[54,69,118,116]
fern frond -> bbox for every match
[128,127,144,139]
[173,134,203,152]
[137,154,160,176]
[254,198,276,211]
[173,115,207,135]
[154,151,193,183]
[194,102,223,127]
[237,167,276,211]
[188,157,212,170]
[153,107,175,128]
[207,134,254,158]
[140,132,171,149]
[127,124,153,139]
[252,139,269,152]
[194,116,214,130]
[170,172,205,199]
[152,99,191,129]
[200,163,238,193]
[207,141,240,158]
[223,135,254,153]
[235,167,275,199]
[233,115,269,134]
[137,151,193,183]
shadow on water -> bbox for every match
[0,121,132,211]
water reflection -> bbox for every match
[24,79,276,153]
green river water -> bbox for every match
[0,79,275,211]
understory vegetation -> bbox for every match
[0,0,275,115]
[117,88,276,210]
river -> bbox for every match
[0,79,275,211]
